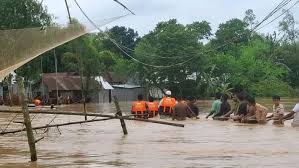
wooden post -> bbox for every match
[113,96,128,135]
[108,90,112,103]
[17,76,37,162]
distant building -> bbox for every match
[36,73,99,104]
[37,72,162,104]
[97,73,144,103]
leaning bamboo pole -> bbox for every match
[113,96,128,135]
[0,118,113,135]
[0,110,185,127]
[17,77,37,161]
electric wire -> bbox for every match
[74,0,294,68]
[257,0,299,31]
[73,0,197,68]
[112,0,135,15]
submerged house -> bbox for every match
[97,72,145,103]
[37,73,100,104]
[37,72,149,104]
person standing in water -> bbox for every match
[206,92,222,119]
[158,90,177,118]
[267,95,284,125]
[214,94,231,119]
[147,96,159,118]
[131,94,149,119]
[231,93,248,122]
[242,96,268,124]
[223,94,239,118]
[283,100,299,127]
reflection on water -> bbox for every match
[0,98,298,168]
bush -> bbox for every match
[249,79,296,97]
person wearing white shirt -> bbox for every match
[283,103,299,126]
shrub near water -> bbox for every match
[249,79,296,97]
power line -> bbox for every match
[252,0,293,31]
[74,0,293,69]
[104,0,294,60]
[257,0,299,31]
[73,0,197,68]
[112,0,135,15]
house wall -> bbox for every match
[98,88,144,103]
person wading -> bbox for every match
[158,90,177,118]
[283,100,299,127]
[131,94,149,119]
[147,96,159,118]
[267,95,284,125]
[242,96,268,124]
[206,92,222,119]
[223,94,239,118]
[214,94,231,120]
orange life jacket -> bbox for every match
[147,101,159,117]
[131,101,147,116]
[160,97,176,114]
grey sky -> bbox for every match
[43,0,299,36]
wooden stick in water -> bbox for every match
[0,118,113,135]
[17,76,37,161]
[0,110,185,127]
[113,96,128,135]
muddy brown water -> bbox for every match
[0,98,298,168]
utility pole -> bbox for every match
[64,0,87,120]
[54,49,59,105]
[41,57,44,97]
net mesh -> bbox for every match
[0,15,127,80]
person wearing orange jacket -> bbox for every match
[158,90,177,117]
[147,96,159,118]
[131,94,149,119]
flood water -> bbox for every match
[0,98,298,168]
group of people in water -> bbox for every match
[131,90,199,121]
[131,90,299,126]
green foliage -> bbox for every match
[1,2,298,98]
[211,38,291,96]
[62,35,101,77]
[113,58,134,78]
[250,79,295,97]
[212,18,250,53]
[134,19,212,98]
[99,51,117,71]
[99,26,140,59]
[0,0,52,30]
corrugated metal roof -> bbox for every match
[112,84,141,89]
[41,73,99,91]
[95,76,114,90]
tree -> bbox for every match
[99,26,140,59]
[243,9,257,29]
[134,19,212,98]
[212,18,250,54]
[62,35,101,101]
[211,39,293,96]
[0,0,51,30]
[279,10,299,45]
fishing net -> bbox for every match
[0,15,127,80]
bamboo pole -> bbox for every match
[0,118,113,135]
[17,76,37,162]
[0,110,184,127]
[113,96,128,135]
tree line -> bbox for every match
[1,0,298,98]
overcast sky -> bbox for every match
[43,0,299,36]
